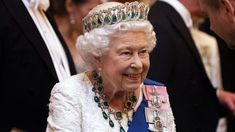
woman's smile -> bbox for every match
[123,73,141,81]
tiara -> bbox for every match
[83,1,150,32]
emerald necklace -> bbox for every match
[91,71,137,132]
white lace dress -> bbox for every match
[46,73,175,132]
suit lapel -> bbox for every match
[164,2,210,82]
[173,17,204,66]
[4,0,59,81]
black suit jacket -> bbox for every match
[200,18,235,132]
[0,0,76,131]
[147,1,221,132]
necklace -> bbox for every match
[91,71,137,132]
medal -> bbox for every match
[145,108,164,132]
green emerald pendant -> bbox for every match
[120,126,125,132]
[103,112,108,120]
[94,96,99,102]
[115,112,122,120]
[128,120,131,126]
[109,119,114,127]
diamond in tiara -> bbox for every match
[82,1,150,33]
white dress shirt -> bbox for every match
[190,27,222,89]
[22,0,71,81]
[159,0,192,28]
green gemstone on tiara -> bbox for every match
[98,18,102,25]
[131,11,135,18]
[104,16,110,24]
[122,12,126,20]
[87,23,91,31]
[112,14,117,24]
[127,13,131,19]
[92,21,96,26]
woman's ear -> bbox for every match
[65,0,75,14]
[93,56,102,69]
[222,0,235,22]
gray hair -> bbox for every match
[76,20,156,68]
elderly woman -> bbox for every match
[46,1,175,132]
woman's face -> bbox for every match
[73,0,101,34]
[97,31,150,94]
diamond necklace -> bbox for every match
[91,71,137,132]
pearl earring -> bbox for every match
[70,14,76,24]
[98,67,102,76]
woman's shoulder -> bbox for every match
[144,78,165,86]
[50,73,93,99]
[144,78,167,93]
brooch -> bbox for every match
[143,85,167,132]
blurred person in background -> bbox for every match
[200,18,235,132]
[50,0,101,73]
[147,0,235,131]
[0,0,76,131]
[199,0,235,131]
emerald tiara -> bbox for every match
[82,1,150,33]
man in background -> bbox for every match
[200,18,235,132]
[0,0,76,131]
[199,1,235,131]
[199,0,235,49]
[147,0,235,131]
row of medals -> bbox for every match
[145,92,164,132]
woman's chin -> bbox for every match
[124,84,141,92]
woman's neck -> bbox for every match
[86,71,140,112]
[54,15,78,46]
[108,88,140,112]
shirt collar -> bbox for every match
[159,0,192,28]
[23,0,50,11]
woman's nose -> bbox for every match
[131,53,143,69]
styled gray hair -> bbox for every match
[76,21,156,68]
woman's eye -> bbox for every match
[139,50,148,56]
[121,51,131,55]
